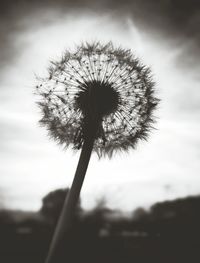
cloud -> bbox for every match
[0,0,200,211]
[0,0,200,69]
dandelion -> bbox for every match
[36,41,159,263]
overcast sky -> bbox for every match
[0,0,200,212]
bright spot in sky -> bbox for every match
[0,11,200,212]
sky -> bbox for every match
[0,0,200,212]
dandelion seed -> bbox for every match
[36,41,159,157]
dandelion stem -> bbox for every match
[45,122,98,263]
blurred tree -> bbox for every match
[40,188,81,224]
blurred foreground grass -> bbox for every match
[0,190,200,263]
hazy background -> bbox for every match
[0,0,200,211]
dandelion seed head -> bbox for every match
[36,41,159,157]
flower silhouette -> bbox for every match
[36,41,159,263]
[36,42,158,157]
